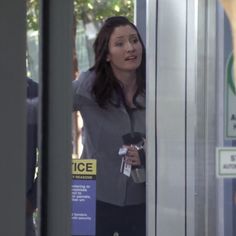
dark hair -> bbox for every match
[91,16,146,108]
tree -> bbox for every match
[27,0,134,31]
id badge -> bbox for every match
[123,162,131,177]
[120,157,131,177]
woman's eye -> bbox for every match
[132,38,139,44]
[115,42,123,47]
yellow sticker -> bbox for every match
[72,159,97,176]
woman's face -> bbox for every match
[106,25,143,75]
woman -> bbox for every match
[73,16,146,236]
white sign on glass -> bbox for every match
[216,147,236,178]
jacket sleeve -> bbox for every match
[72,69,95,112]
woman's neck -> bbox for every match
[114,71,137,107]
[115,71,136,89]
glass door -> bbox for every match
[146,0,236,235]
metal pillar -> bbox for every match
[0,1,26,235]
[39,0,73,235]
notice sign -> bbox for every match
[216,147,236,178]
[72,159,97,236]
[225,53,236,139]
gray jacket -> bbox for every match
[72,70,146,206]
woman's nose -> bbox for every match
[126,42,135,51]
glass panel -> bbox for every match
[26,1,147,235]
[72,1,147,235]
[217,3,236,235]
[193,2,236,236]
[26,1,39,235]
[146,1,236,236]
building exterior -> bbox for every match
[0,0,235,235]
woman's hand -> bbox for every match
[124,145,141,166]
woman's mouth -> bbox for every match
[125,56,137,61]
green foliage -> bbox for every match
[74,0,133,22]
[27,0,134,31]
[27,0,40,31]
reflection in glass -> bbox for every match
[72,2,146,235]
[26,1,39,235]
[72,0,135,158]
[26,79,38,236]
[26,1,144,235]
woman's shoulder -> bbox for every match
[72,69,95,97]
[136,93,146,108]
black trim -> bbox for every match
[155,1,159,236]
[39,0,50,235]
